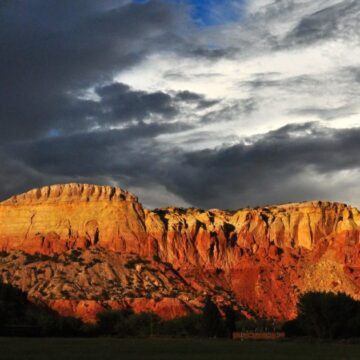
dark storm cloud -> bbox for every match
[3,122,360,209]
[0,155,45,201]
[187,47,237,59]
[6,121,193,176]
[283,0,360,46]
[174,90,219,109]
[175,91,204,102]
[65,82,215,127]
[0,120,193,201]
[0,0,223,203]
[1,0,360,209]
[0,0,187,141]
[95,83,178,124]
[160,123,360,209]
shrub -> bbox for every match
[284,292,360,339]
[124,260,136,269]
[223,306,237,335]
[201,296,226,337]
[160,314,202,337]
[236,318,280,332]
[282,319,303,337]
[126,312,161,337]
[96,309,161,337]
[68,249,84,263]
[24,253,51,265]
[0,281,84,337]
[124,257,150,270]
[0,282,28,327]
[96,309,132,336]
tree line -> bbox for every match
[2,281,360,339]
[283,291,360,339]
[0,282,237,337]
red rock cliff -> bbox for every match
[0,183,360,322]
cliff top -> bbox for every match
[1,183,138,205]
[0,183,352,212]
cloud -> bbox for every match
[95,83,177,124]
[160,123,360,209]
[289,105,358,121]
[1,0,360,211]
[0,0,189,141]
[200,99,257,124]
[3,122,360,210]
[284,0,360,46]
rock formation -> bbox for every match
[0,183,360,322]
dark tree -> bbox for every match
[160,314,202,337]
[285,292,360,339]
[201,296,225,337]
[0,281,85,337]
[96,309,133,336]
[223,306,237,336]
[96,309,161,337]
[0,282,28,328]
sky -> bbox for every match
[1,0,360,209]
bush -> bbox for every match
[224,306,237,335]
[285,292,360,339]
[0,281,85,337]
[26,307,84,337]
[160,314,202,337]
[96,309,161,337]
[126,312,161,337]
[24,253,51,265]
[68,249,84,263]
[236,318,281,332]
[282,319,303,337]
[0,283,29,328]
[201,296,226,337]
[95,302,239,338]
[96,309,131,336]
[124,257,150,270]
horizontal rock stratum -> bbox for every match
[0,183,360,322]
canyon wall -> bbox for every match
[0,183,360,322]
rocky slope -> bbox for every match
[0,183,360,322]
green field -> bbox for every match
[0,338,359,360]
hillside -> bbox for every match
[0,183,359,322]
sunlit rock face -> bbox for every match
[0,183,146,254]
[0,183,360,322]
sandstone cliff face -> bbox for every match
[0,184,146,254]
[0,183,360,322]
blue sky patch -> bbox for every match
[189,0,245,26]
[132,0,246,26]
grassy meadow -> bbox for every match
[0,338,359,360]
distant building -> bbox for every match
[233,331,285,341]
